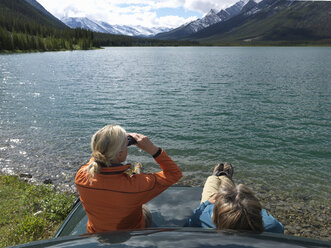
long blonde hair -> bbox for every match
[84,125,127,181]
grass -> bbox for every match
[0,174,76,248]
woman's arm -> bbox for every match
[128,133,182,202]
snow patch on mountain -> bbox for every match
[183,0,252,34]
[242,0,259,15]
[61,17,171,37]
[226,0,250,16]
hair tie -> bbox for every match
[96,161,108,167]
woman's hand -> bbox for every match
[127,133,159,156]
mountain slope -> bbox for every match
[186,0,331,45]
[0,0,198,52]
[155,0,249,40]
[0,0,67,30]
[61,17,109,33]
[0,0,96,51]
[24,0,66,28]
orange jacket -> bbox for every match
[75,149,182,233]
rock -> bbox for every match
[43,179,53,184]
[33,210,43,216]
[19,173,32,178]
[285,225,296,234]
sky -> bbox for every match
[37,0,242,28]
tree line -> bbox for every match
[0,26,94,51]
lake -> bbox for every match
[0,47,330,204]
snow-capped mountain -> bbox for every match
[188,0,251,32]
[179,0,331,45]
[225,0,250,16]
[187,9,222,33]
[155,0,252,40]
[241,0,259,15]
[62,17,108,33]
[61,17,171,37]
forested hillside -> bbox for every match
[189,0,331,45]
[0,0,95,51]
[0,0,198,52]
[155,0,331,46]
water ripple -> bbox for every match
[0,47,330,202]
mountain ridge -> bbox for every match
[155,0,250,40]
[189,0,331,44]
[1,0,196,52]
[61,17,171,37]
[24,0,66,28]
[155,0,331,45]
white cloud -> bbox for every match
[157,15,198,28]
[151,0,185,9]
[184,0,238,13]
[38,0,240,28]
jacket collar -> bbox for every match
[88,157,131,175]
[99,164,131,175]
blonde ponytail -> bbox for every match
[91,151,108,165]
[84,161,101,182]
[84,125,127,182]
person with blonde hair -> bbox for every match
[185,162,284,233]
[75,124,182,233]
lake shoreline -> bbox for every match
[2,44,331,55]
[3,171,330,242]
[0,47,102,54]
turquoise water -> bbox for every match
[0,47,330,201]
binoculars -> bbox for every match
[127,135,137,146]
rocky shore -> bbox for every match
[258,192,330,242]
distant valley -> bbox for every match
[1,0,331,52]
[59,0,331,45]
[0,0,193,53]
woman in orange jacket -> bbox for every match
[75,124,182,233]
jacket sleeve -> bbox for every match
[153,149,182,186]
[137,149,182,204]
[261,209,284,233]
[184,201,212,227]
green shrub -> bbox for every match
[14,215,48,243]
[41,191,76,222]
[0,175,76,247]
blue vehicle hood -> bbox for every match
[13,228,331,248]
[11,187,331,248]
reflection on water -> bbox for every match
[147,188,202,226]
